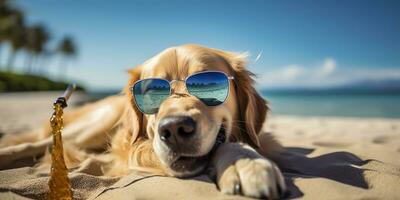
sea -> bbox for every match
[262,90,400,118]
[87,89,400,119]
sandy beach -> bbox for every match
[0,92,399,199]
[0,91,90,134]
[267,115,400,167]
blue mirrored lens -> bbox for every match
[133,79,170,114]
[186,72,229,106]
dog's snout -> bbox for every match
[158,116,197,145]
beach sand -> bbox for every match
[0,91,90,135]
[0,92,399,199]
[267,115,400,167]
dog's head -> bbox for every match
[124,44,268,177]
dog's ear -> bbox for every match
[123,65,144,144]
[215,50,268,147]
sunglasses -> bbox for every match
[131,71,234,114]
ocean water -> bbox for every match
[263,91,400,118]
[88,90,400,118]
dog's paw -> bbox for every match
[218,158,286,199]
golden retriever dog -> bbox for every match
[1,44,286,199]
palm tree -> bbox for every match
[6,10,26,71]
[25,24,50,73]
[57,36,77,78]
[35,48,53,74]
[0,0,21,70]
[0,0,10,66]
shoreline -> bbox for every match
[2,91,400,119]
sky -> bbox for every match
[3,0,400,91]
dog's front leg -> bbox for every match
[210,143,286,199]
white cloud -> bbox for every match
[255,57,400,88]
[281,65,303,80]
[333,68,400,81]
[318,58,336,77]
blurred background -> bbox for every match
[1,0,400,118]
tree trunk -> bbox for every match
[59,58,68,80]
[24,54,31,71]
[41,57,51,75]
[30,56,36,73]
[7,50,16,72]
[0,45,2,69]
[26,55,35,74]
[36,56,48,75]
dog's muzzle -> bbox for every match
[168,124,227,176]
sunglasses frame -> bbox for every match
[131,70,235,114]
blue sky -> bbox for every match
[4,0,400,90]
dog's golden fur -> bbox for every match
[0,44,285,198]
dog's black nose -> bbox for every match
[158,116,196,145]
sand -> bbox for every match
[0,92,400,199]
[0,91,90,134]
[266,115,400,167]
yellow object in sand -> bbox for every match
[47,84,75,200]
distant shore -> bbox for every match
[0,71,86,92]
